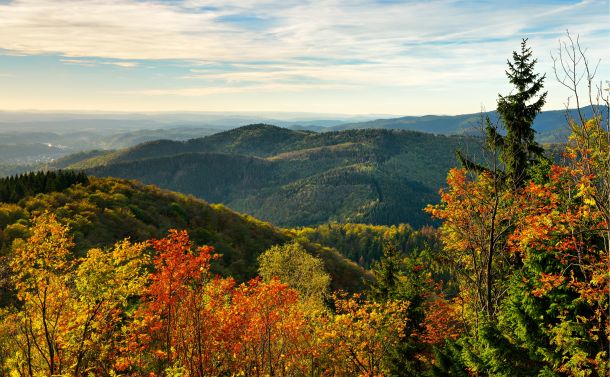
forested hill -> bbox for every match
[61,124,316,167]
[0,176,368,296]
[62,125,483,227]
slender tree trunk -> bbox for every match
[41,285,55,376]
[24,319,33,377]
[166,279,172,367]
[486,190,499,317]
[74,301,103,376]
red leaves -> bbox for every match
[147,229,217,307]
[531,273,566,297]
[125,230,315,376]
[507,152,609,375]
[128,230,219,370]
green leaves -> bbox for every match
[258,242,331,310]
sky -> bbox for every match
[0,0,608,116]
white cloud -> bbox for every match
[1,0,607,63]
[0,0,608,113]
[183,58,497,89]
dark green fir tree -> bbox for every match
[458,38,547,188]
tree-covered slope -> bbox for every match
[72,126,482,227]
[0,176,368,292]
[293,222,441,268]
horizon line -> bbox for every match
[0,104,590,118]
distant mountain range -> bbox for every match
[293,106,600,144]
[0,110,385,132]
[54,124,483,228]
[1,106,595,141]
[0,105,591,169]
[0,112,379,167]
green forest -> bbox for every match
[58,123,484,228]
[0,39,608,377]
[0,170,88,204]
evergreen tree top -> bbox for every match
[498,38,547,126]
[506,39,539,91]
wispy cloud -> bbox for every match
[125,82,351,96]
[105,61,138,68]
[0,0,608,113]
[60,59,97,67]
[61,58,138,68]
[2,0,607,61]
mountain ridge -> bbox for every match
[314,105,601,143]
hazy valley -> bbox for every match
[1,106,579,229]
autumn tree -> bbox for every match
[8,213,74,376]
[448,126,609,376]
[2,212,150,376]
[124,231,318,376]
[552,31,610,257]
[67,240,149,375]
[258,242,331,310]
[500,163,609,376]
[368,240,462,375]
[426,169,519,322]
[428,34,608,376]
[435,40,547,330]
[126,229,217,374]
[319,293,409,376]
[489,34,610,375]
[228,278,312,375]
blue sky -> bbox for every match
[0,0,608,115]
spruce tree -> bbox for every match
[497,38,547,187]
[370,241,400,301]
[458,38,547,188]
[369,243,430,376]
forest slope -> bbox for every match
[0,176,368,294]
[69,125,482,227]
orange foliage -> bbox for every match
[2,222,412,376]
